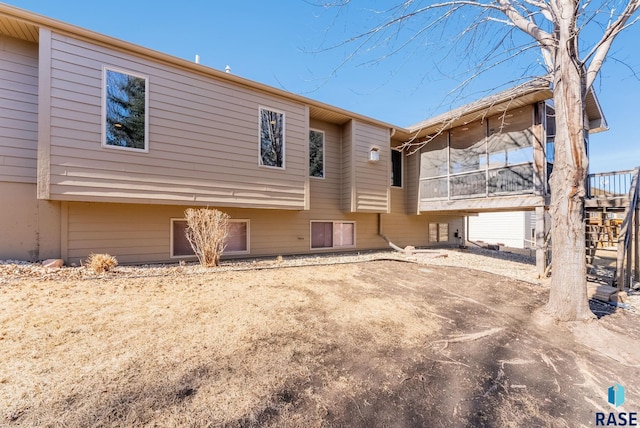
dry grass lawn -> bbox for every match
[1,259,639,427]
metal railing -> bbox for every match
[587,169,636,199]
[615,167,640,290]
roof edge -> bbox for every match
[0,2,402,132]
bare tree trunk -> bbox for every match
[545,0,595,321]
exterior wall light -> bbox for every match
[369,147,380,162]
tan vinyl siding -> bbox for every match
[309,119,341,213]
[341,119,354,212]
[45,33,307,209]
[0,35,38,183]
[65,119,407,264]
[404,141,420,215]
[353,121,389,212]
[380,187,463,247]
[64,194,465,265]
[0,182,60,260]
[65,202,393,265]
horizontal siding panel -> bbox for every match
[52,175,302,201]
[389,188,405,214]
[70,237,166,249]
[0,164,36,179]
[0,34,38,184]
[69,244,167,258]
[0,56,38,77]
[51,73,100,96]
[50,86,100,106]
[49,150,304,185]
[65,200,449,264]
[0,174,34,184]
[2,154,35,168]
[0,142,36,155]
[53,36,306,113]
[50,104,101,125]
[55,190,305,210]
[51,128,99,145]
[353,121,389,212]
[0,90,37,107]
[50,67,101,89]
[50,116,99,134]
[48,33,308,207]
[50,97,101,116]
[0,114,38,132]
[0,73,37,94]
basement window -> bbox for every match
[171,219,250,258]
[310,221,355,249]
[429,223,449,243]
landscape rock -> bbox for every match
[42,259,64,268]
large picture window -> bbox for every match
[311,221,355,249]
[103,67,148,152]
[171,219,250,258]
[259,107,285,168]
[309,129,324,178]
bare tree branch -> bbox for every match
[585,0,640,88]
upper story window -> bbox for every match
[391,149,402,187]
[259,107,285,168]
[102,67,149,152]
[309,129,325,178]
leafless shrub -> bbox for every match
[85,253,118,274]
[184,208,230,267]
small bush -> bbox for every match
[86,253,118,274]
[184,208,230,267]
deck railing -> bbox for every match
[615,167,640,290]
[587,169,636,199]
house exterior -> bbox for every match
[0,5,606,268]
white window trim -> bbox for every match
[309,128,325,179]
[101,66,150,153]
[258,106,286,170]
[391,147,403,188]
[170,218,251,259]
[310,220,356,250]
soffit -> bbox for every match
[309,105,353,125]
[398,81,553,142]
[0,14,38,42]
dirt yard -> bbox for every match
[1,254,639,427]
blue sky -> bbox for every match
[6,1,639,172]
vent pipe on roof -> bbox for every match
[195,54,200,64]
[225,65,231,74]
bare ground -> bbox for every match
[1,254,639,427]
